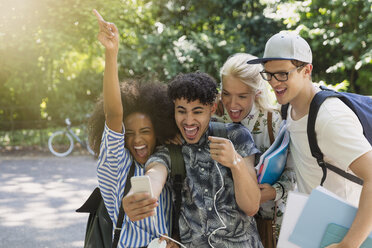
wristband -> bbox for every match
[273,182,285,201]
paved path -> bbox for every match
[0,154,98,248]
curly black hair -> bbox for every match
[168,72,218,105]
[88,80,178,156]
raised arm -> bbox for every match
[93,9,122,132]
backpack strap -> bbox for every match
[281,104,289,120]
[308,90,363,186]
[112,161,136,248]
[267,111,275,145]
[166,144,185,241]
[168,144,186,179]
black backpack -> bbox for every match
[281,86,372,186]
[167,121,228,240]
[76,163,135,248]
[76,187,113,248]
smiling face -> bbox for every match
[221,75,257,122]
[124,112,156,165]
[264,60,309,105]
[174,98,216,144]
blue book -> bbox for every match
[255,121,290,185]
[289,187,372,248]
[320,223,372,248]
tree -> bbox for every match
[126,0,284,82]
[0,0,112,128]
[275,0,372,94]
[0,0,285,131]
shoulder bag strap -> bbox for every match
[267,111,274,145]
[267,111,276,246]
[112,161,136,248]
[215,96,225,117]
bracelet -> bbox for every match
[232,153,241,166]
[273,182,285,201]
[233,157,241,166]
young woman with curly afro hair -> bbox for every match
[87,10,179,248]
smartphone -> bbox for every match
[130,176,157,221]
[130,175,153,197]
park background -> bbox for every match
[1,0,371,151]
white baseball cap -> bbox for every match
[247,31,312,64]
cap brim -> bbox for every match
[247,57,294,64]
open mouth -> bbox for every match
[134,145,148,158]
[184,126,199,140]
[229,109,242,120]
[275,88,287,96]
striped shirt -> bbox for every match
[97,124,172,248]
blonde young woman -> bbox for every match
[216,53,296,247]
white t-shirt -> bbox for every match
[287,97,372,206]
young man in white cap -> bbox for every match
[248,32,372,248]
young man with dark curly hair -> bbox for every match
[124,72,264,247]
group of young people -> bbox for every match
[89,9,372,248]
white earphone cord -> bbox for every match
[153,216,187,248]
[126,200,186,247]
[152,160,227,248]
[207,161,227,248]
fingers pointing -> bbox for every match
[93,9,116,37]
[92,9,104,22]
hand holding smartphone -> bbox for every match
[130,176,183,248]
[130,175,153,197]
[130,175,158,226]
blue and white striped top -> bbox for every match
[97,124,172,248]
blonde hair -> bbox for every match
[220,53,277,112]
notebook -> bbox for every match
[256,121,290,185]
[320,223,372,248]
[277,191,308,248]
[289,186,372,247]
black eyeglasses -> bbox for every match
[260,65,305,82]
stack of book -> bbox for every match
[256,121,290,185]
[278,186,372,248]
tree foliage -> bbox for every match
[0,0,371,132]
[276,0,372,94]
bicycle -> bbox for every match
[48,118,94,157]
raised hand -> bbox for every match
[93,9,119,53]
[208,136,241,168]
